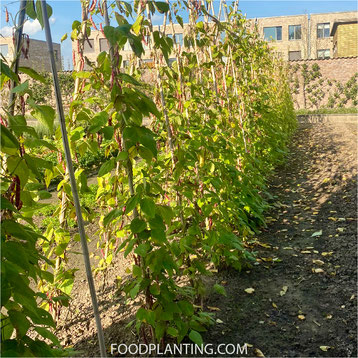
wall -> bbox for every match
[336,23,358,57]
[288,57,358,109]
[0,37,62,72]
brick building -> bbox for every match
[74,23,186,69]
[252,11,357,60]
[0,36,62,72]
[76,10,357,66]
[331,18,358,58]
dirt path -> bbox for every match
[204,121,357,357]
[54,120,357,357]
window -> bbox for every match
[54,49,58,60]
[289,25,301,40]
[317,23,330,38]
[100,38,109,52]
[168,33,183,46]
[288,51,301,61]
[83,39,94,53]
[317,49,330,59]
[0,44,9,56]
[122,60,129,68]
[263,26,282,41]
[175,33,183,46]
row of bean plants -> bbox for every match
[1,0,296,355]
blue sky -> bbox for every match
[1,1,357,70]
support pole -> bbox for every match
[8,0,27,115]
[40,2,107,357]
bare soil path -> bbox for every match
[204,121,357,357]
[54,120,357,357]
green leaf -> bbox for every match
[134,243,150,257]
[0,315,14,341]
[149,283,160,295]
[130,218,147,234]
[140,198,156,218]
[24,138,57,151]
[2,241,30,271]
[150,228,166,244]
[35,0,53,29]
[8,310,30,338]
[11,80,29,94]
[138,146,153,162]
[130,282,140,299]
[103,208,122,227]
[176,15,184,28]
[125,193,140,214]
[167,326,179,337]
[139,131,157,157]
[117,151,128,161]
[132,15,143,35]
[0,60,18,84]
[1,124,19,154]
[102,126,114,140]
[132,264,142,278]
[61,33,68,42]
[178,300,194,316]
[34,327,60,346]
[156,205,174,225]
[26,0,37,19]
[19,67,46,83]
[189,330,203,346]
[98,158,115,177]
[117,73,141,86]
[213,283,227,297]
[1,196,17,212]
[30,105,55,133]
[7,156,29,186]
[154,1,169,13]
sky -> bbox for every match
[1,0,357,70]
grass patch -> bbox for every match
[36,184,98,231]
[295,107,358,115]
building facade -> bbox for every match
[0,36,62,72]
[76,10,357,67]
[331,19,358,58]
[253,11,357,61]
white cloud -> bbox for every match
[23,19,42,35]
[0,17,56,37]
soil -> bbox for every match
[50,120,357,357]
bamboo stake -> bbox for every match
[102,0,138,219]
[59,1,89,229]
[223,0,247,151]
[41,2,106,357]
[201,0,218,99]
[8,0,27,116]
[145,2,175,163]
